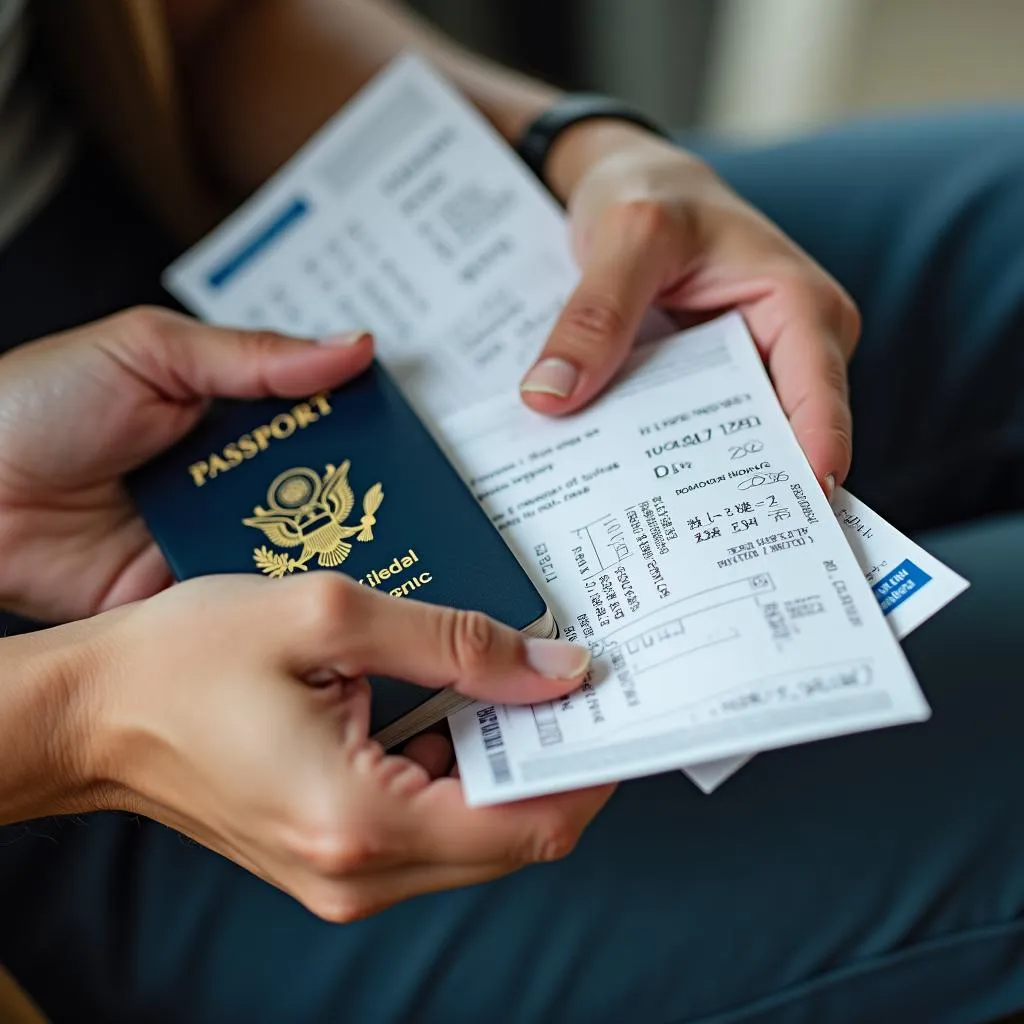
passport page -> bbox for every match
[684,487,969,793]
[442,314,931,806]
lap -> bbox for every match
[2,112,1024,1024]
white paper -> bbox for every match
[683,487,970,792]
[441,315,930,805]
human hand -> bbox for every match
[519,122,860,497]
[50,573,609,920]
[0,308,373,622]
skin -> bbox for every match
[0,0,860,919]
[0,313,612,921]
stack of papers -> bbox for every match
[166,55,967,805]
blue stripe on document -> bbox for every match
[206,197,310,290]
[872,558,932,616]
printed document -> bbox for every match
[440,315,930,804]
[164,54,962,805]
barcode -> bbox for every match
[488,750,512,785]
[476,705,512,785]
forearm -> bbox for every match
[0,624,97,824]
[176,0,561,199]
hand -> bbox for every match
[0,307,373,622]
[519,122,860,497]
[37,572,610,921]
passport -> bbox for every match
[126,362,554,748]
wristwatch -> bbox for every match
[515,94,670,188]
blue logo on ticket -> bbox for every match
[873,559,932,615]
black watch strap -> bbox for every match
[515,94,669,185]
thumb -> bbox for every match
[287,575,591,705]
[107,307,374,401]
[519,206,676,415]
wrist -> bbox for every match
[0,620,108,823]
[543,120,679,204]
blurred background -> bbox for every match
[410,0,1024,140]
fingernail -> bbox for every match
[524,637,591,679]
[520,357,579,398]
[320,330,372,346]
[824,473,836,501]
[305,667,342,687]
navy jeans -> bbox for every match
[0,111,1022,1024]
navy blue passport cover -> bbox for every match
[126,362,549,738]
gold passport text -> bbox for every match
[188,392,332,486]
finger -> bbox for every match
[285,748,610,884]
[267,751,611,882]
[398,776,615,866]
[520,204,684,414]
[285,575,592,705]
[329,771,612,873]
[778,335,852,498]
[107,306,375,401]
[751,306,855,494]
[96,536,174,611]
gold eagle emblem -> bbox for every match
[242,460,383,577]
